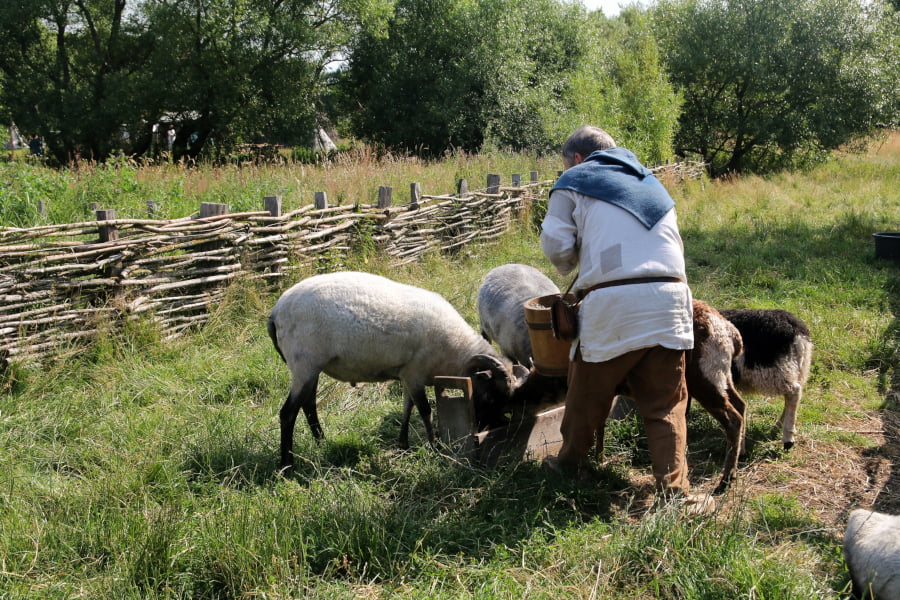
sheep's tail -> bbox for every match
[267,314,286,363]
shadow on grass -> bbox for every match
[868,270,900,515]
[177,216,894,583]
[182,445,281,489]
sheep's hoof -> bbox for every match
[783,441,794,451]
[712,479,731,496]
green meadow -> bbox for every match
[0,136,897,599]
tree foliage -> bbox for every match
[543,7,680,163]
[653,0,900,175]
[0,0,392,163]
[335,0,587,155]
[0,0,151,162]
[337,0,681,161]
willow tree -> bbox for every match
[337,0,680,160]
[653,0,900,175]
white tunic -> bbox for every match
[540,188,694,362]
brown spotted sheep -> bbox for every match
[718,308,813,450]
[683,299,747,494]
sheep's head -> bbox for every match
[465,354,529,431]
[508,368,568,408]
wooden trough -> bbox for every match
[433,376,565,465]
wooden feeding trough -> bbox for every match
[433,376,565,465]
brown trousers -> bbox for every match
[557,345,690,494]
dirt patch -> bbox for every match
[706,404,899,530]
[612,401,899,531]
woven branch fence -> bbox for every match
[0,172,554,365]
[0,162,705,366]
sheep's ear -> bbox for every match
[466,354,506,375]
[512,364,530,384]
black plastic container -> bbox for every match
[873,232,900,261]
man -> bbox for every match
[541,125,710,511]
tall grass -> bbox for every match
[1,137,897,598]
[0,149,558,227]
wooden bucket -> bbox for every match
[524,294,575,377]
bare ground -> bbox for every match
[612,372,899,532]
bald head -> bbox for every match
[562,126,616,169]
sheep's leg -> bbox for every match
[730,387,748,457]
[279,375,321,470]
[689,379,745,495]
[399,395,414,449]
[399,388,434,449]
[413,388,436,445]
[776,384,802,450]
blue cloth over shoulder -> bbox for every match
[550,147,675,229]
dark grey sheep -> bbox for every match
[477,263,560,367]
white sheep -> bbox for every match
[844,508,900,599]
[477,263,560,367]
[267,271,528,469]
[718,308,813,449]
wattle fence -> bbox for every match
[0,161,705,366]
[0,173,551,365]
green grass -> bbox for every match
[0,149,558,227]
[1,136,898,598]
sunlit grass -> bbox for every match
[1,135,897,598]
[0,150,560,227]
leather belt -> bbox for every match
[576,276,683,300]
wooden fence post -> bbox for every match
[409,182,421,209]
[457,179,469,197]
[377,185,393,209]
[486,174,501,194]
[147,200,158,218]
[96,209,118,242]
[510,173,522,198]
[264,195,282,217]
[199,202,228,218]
[38,200,46,217]
[530,171,539,184]
[314,191,328,209]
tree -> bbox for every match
[141,0,393,160]
[477,0,589,153]
[0,0,152,163]
[653,0,900,175]
[337,0,680,160]
[335,0,484,154]
[0,0,393,163]
[543,7,680,164]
